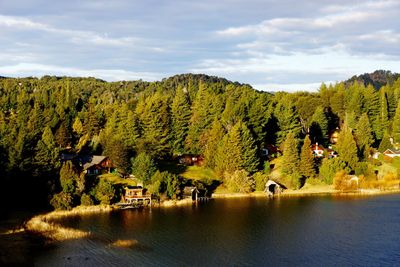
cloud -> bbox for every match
[216,0,400,57]
[0,15,139,47]
[0,63,162,81]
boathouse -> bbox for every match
[122,186,151,206]
[265,180,286,197]
[183,186,200,201]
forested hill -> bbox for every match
[1,71,400,209]
[345,70,400,90]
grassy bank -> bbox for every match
[24,205,118,241]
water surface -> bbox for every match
[35,194,400,266]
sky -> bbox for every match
[0,0,399,91]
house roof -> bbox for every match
[311,143,324,151]
[384,149,400,155]
[81,155,107,170]
[183,186,199,195]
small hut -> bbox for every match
[265,180,285,197]
[183,186,200,201]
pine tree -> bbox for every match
[378,131,392,153]
[335,122,358,170]
[136,93,171,158]
[59,161,78,194]
[355,113,373,159]
[309,106,328,144]
[240,122,259,173]
[35,126,60,172]
[215,123,242,176]
[275,99,301,145]
[204,119,225,168]
[377,88,390,140]
[392,101,400,144]
[299,135,315,178]
[281,131,299,175]
[171,85,191,154]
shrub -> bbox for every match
[50,192,73,210]
[94,179,115,205]
[253,172,269,191]
[80,193,94,206]
[319,158,347,184]
[333,171,349,190]
[224,170,254,193]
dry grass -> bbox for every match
[24,205,119,241]
[25,216,89,241]
[110,239,138,248]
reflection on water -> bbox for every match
[34,195,400,266]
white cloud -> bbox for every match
[0,15,139,47]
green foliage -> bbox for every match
[94,179,115,205]
[171,85,191,154]
[309,106,328,144]
[59,161,78,194]
[378,131,392,152]
[392,101,400,143]
[335,121,358,170]
[275,100,301,145]
[299,135,315,178]
[50,192,73,210]
[281,132,299,175]
[263,161,271,175]
[253,172,268,191]
[319,158,347,184]
[224,170,254,193]
[204,119,225,169]
[131,153,157,185]
[80,193,94,206]
[214,121,259,176]
[354,113,373,159]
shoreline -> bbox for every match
[16,187,400,242]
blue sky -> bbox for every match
[0,0,399,91]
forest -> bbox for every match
[1,70,400,210]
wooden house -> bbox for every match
[311,143,324,158]
[178,155,204,166]
[183,186,200,201]
[81,155,115,175]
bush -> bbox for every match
[333,171,349,190]
[94,179,115,205]
[50,192,73,210]
[253,172,269,191]
[224,170,254,193]
[319,158,347,184]
[289,171,303,190]
[80,193,94,206]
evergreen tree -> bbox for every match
[204,119,225,169]
[392,101,400,143]
[275,99,301,145]
[240,122,259,173]
[378,131,392,152]
[377,88,390,140]
[335,122,358,170]
[131,153,157,185]
[59,161,78,194]
[136,93,171,158]
[281,131,299,175]
[299,135,315,178]
[35,126,60,173]
[309,106,328,144]
[354,113,373,159]
[171,85,191,154]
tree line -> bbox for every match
[0,72,399,208]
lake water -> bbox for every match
[33,194,400,266]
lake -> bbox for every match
[32,194,400,266]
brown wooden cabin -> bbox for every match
[178,155,204,166]
[183,186,200,201]
[82,155,115,175]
